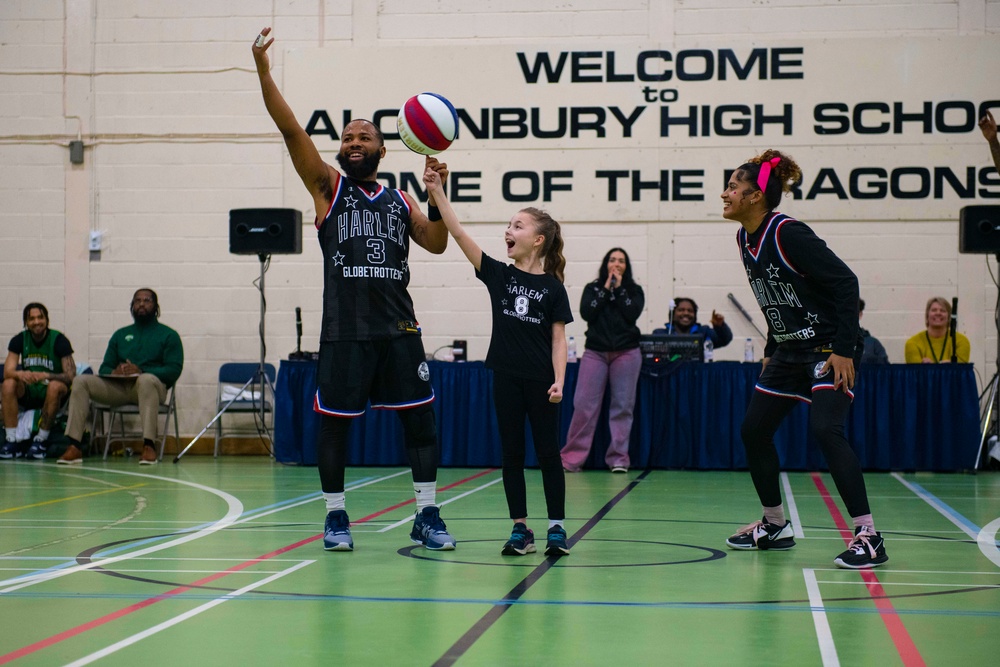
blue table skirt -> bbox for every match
[273,359,980,471]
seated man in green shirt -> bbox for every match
[58,288,183,465]
[2,303,77,460]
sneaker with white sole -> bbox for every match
[323,510,354,551]
[834,526,888,569]
[0,442,18,460]
[726,518,796,550]
[25,442,47,460]
[544,525,570,556]
[410,506,457,550]
[501,523,536,556]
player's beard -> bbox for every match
[131,309,157,326]
[336,150,381,181]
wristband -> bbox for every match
[427,205,441,221]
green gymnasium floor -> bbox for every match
[1,459,998,666]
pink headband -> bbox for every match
[756,156,781,192]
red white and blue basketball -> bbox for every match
[397,93,459,155]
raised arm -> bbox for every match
[252,27,335,215]
[423,164,482,269]
[980,111,1000,176]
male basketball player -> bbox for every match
[252,27,456,551]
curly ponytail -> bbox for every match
[737,149,802,210]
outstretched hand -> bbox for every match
[424,156,448,204]
[423,163,443,192]
[710,310,725,327]
[251,26,274,70]
[981,110,997,143]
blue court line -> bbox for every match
[9,476,377,583]
[3,590,999,618]
[896,475,1000,547]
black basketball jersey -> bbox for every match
[317,175,419,341]
[737,212,860,360]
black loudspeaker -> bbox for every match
[959,205,1000,254]
[229,208,303,255]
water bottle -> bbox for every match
[744,337,754,362]
[567,336,578,363]
[703,337,714,362]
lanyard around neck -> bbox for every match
[924,330,949,363]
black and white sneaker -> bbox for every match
[726,518,796,550]
[834,526,888,569]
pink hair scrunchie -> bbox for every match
[756,156,781,192]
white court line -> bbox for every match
[62,559,314,667]
[0,469,244,593]
[781,472,804,538]
[892,472,1000,569]
[803,568,840,667]
[979,518,1000,569]
[378,476,504,533]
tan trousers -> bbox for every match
[66,374,167,443]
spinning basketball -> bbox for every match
[397,93,458,155]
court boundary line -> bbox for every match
[890,472,1000,568]
[781,471,804,538]
[62,560,314,667]
[803,568,840,667]
[0,468,243,593]
[432,469,651,667]
[810,473,925,667]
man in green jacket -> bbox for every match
[58,288,183,465]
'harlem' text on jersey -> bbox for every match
[317,175,417,341]
[738,212,858,355]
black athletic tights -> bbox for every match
[317,404,438,493]
[492,372,565,521]
[740,387,871,518]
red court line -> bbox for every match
[0,468,498,664]
[810,472,926,667]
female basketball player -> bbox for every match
[423,166,573,557]
[722,149,888,569]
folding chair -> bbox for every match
[93,385,179,461]
[214,362,275,457]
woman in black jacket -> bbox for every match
[560,248,645,472]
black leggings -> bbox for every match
[317,403,438,493]
[492,372,565,521]
[741,387,871,518]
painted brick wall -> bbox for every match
[1,0,997,436]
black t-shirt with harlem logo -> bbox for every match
[476,253,573,383]
[737,212,860,361]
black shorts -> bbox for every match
[755,354,857,404]
[313,337,435,417]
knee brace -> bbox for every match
[400,404,437,449]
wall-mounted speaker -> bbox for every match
[229,208,303,255]
[959,205,1000,254]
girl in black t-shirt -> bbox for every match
[424,166,573,558]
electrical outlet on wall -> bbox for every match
[89,230,103,251]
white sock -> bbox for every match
[323,492,346,512]
[414,482,436,512]
[34,429,50,443]
[548,519,564,529]
[5,428,16,443]
[762,504,786,526]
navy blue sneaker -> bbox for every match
[410,506,456,550]
[544,525,570,556]
[501,523,536,556]
[323,510,354,551]
[0,442,17,460]
[26,442,47,460]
